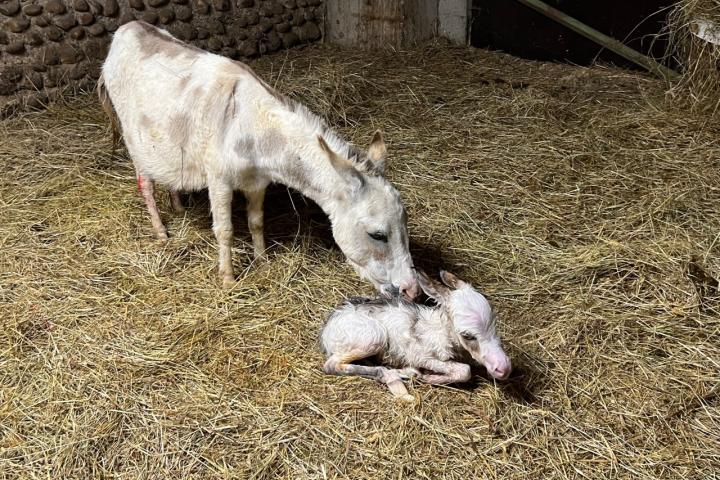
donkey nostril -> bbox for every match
[493,365,511,380]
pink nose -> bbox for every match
[489,358,512,380]
[400,279,420,300]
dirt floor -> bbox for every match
[1,42,719,479]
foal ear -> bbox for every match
[367,130,387,174]
[439,270,467,290]
[417,269,451,303]
[318,136,365,192]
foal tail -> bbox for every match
[97,72,121,153]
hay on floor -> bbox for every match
[666,0,720,114]
[1,41,719,479]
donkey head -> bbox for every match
[318,132,419,299]
[418,270,512,380]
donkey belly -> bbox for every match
[131,133,210,192]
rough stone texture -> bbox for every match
[157,7,173,23]
[45,0,68,15]
[23,5,44,16]
[0,0,21,16]
[0,66,22,95]
[74,0,90,11]
[87,22,105,35]
[42,46,60,64]
[58,43,81,63]
[34,15,51,27]
[77,12,94,25]
[69,25,86,39]
[175,5,190,21]
[26,31,44,46]
[54,13,78,30]
[7,16,31,33]
[45,25,64,41]
[212,0,228,11]
[6,41,25,54]
[103,0,119,16]
[140,10,157,23]
[193,0,208,14]
[0,0,324,117]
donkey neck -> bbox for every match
[266,119,359,219]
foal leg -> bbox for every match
[169,190,185,213]
[324,352,415,402]
[208,181,235,288]
[137,174,168,240]
[244,184,268,259]
[416,360,472,385]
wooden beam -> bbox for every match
[516,0,679,81]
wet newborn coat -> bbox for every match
[321,271,512,401]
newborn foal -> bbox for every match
[321,271,512,401]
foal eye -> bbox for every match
[460,332,475,341]
[368,231,388,242]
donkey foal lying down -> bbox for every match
[321,271,512,401]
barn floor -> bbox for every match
[1,42,719,479]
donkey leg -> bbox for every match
[416,360,471,385]
[137,175,168,240]
[208,181,235,288]
[324,352,414,402]
[244,185,268,259]
[395,367,421,380]
[169,190,185,213]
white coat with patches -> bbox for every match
[321,271,512,401]
[98,21,418,297]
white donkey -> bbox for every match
[321,270,512,401]
[99,21,418,297]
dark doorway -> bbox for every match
[470,0,676,69]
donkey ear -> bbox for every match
[439,270,466,290]
[318,136,365,191]
[367,130,387,174]
[417,269,451,303]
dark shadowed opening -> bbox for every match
[471,0,677,69]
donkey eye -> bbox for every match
[368,231,388,242]
[460,332,475,341]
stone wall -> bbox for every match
[0,0,323,115]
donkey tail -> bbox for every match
[97,72,120,153]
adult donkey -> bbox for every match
[99,21,419,298]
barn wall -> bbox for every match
[325,0,468,49]
[0,0,324,116]
[437,0,467,44]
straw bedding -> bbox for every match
[1,42,719,479]
[666,0,720,114]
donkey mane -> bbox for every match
[277,93,383,177]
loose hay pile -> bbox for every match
[666,0,720,113]
[1,42,719,479]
